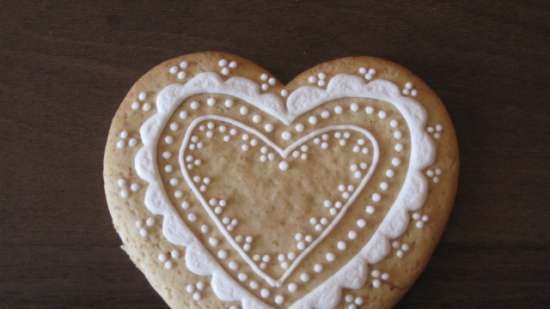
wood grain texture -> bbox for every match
[1,1,549,308]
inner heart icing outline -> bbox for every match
[179,114,380,287]
[135,72,435,309]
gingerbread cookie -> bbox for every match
[103,52,458,309]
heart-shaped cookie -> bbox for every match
[104,52,458,309]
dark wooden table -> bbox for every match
[1,1,549,308]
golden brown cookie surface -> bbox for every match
[104,52,458,309]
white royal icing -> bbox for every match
[179,115,379,287]
[135,71,435,309]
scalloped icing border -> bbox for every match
[134,72,435,309]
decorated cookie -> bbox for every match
[103,52,458,309]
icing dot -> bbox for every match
[320,110,330,119]
[131,101,140,110]
[208,237,219,247]
[379,182,389,191]
[334,105,343,114]
[171,250,180,259]
[365,106,374,114]
[274,295,284,305]
[313,264,323,273]
[169,66,178,74]
[164,261,173,270]
[391,157,401,167]
[252,114,262,123]
[139,228,147,237]
[390,119,399,128]
[337,241,347,251]
[386,169,395,177]
[218,59,227,67]
[249,281,259,290]
[378,110,387,119]
[138,92,146,101]
[228,260,238,270]
[142,103,151,111]
[129,182,140,192]
[177,71,186,80]
[238,273,248,281]
[260,288,270,298]
[325,252,335,262]
[117,178,126,187]
[240,106,248,115]
[278,161,289,171]
[372,193,381,202]
[158,253,167,262]
[179,61,188,69]
[394,143,404,152]
[187,213,197,222]
[190,101,199,110]
[280,89,288,97]
[288,283,297,293]
[217,250,227,259]
[299,272,310,282]
[196,281,205,291]
[224,99,234,108]
[348,230,357,240]
[206,97,216,106]
[308,116,318,125]
[179,111,188,119]
[169,122,179,131]
[281,131,292,140]
[295,123,304,132]
[116,140,125,149]
[365,205,375,214]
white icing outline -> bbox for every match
[179,115,379,287]
[135,72,435,309]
